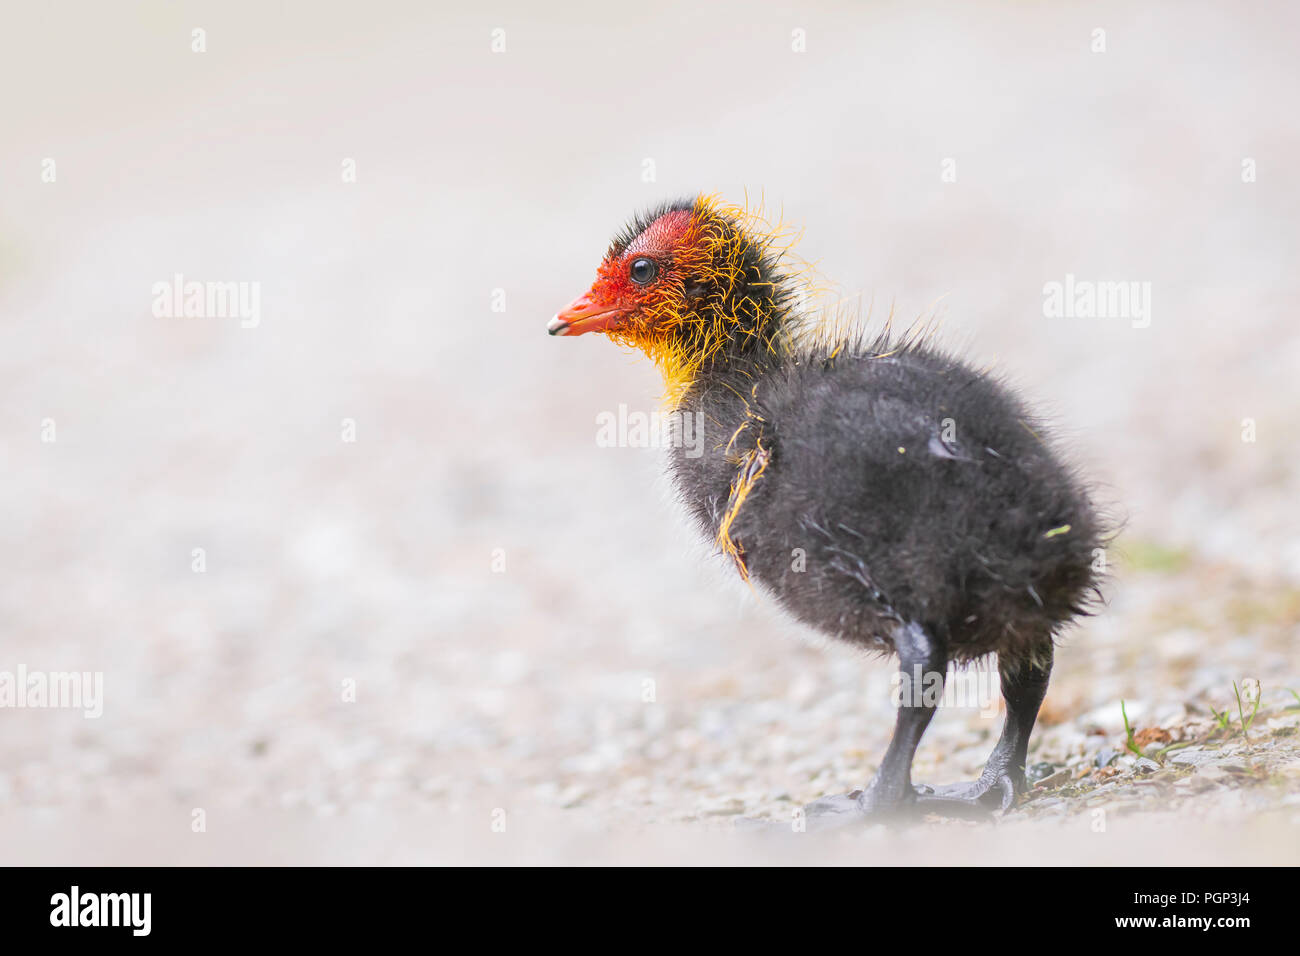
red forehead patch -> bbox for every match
[625,210,694,256]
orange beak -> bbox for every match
[547,291,628,337]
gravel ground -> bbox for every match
[1,1,1297,864]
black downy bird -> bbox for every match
[548,196,1105,825]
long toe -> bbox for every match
[914,774,1018,815]
[800,785,926,829]
[734,793,862,833]
[802,792,866,824]
[738,789,923,833]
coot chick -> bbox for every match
[548,196,1106,825]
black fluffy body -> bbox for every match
[670,338,1103,667]
[659,209,1105,669]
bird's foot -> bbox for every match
[743,785,935,832]
[796,790,889,831]
[914,772,1020,813]
[736,787,903,833]
[753,776,1014,832]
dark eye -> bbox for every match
[629,257,658,285]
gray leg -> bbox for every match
[916,645,1053,811]
[859,621,947,808]
[799,621,947,826]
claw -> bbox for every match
[739,777,1015,833]
[914,774,1019,813]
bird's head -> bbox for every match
[548,195,799,399]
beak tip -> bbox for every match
[547,316,571,336]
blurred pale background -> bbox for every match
[1,1,1297,863]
